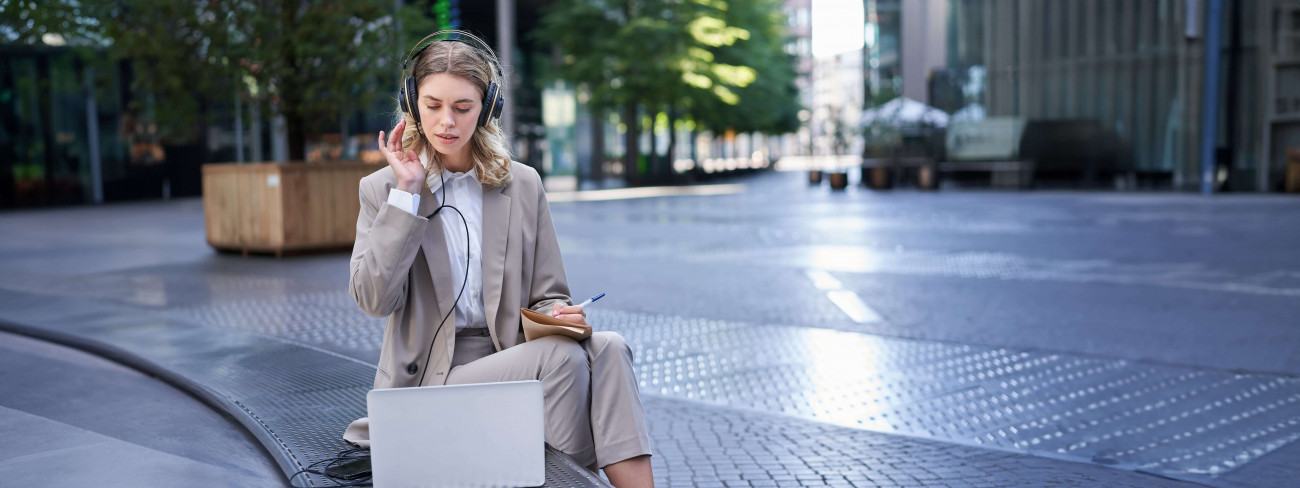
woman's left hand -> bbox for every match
[550,303,588,325]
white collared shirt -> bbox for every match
[386,157,486,331]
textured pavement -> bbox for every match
[644,395,1197,488]
[0,331,282,486]
[1,168,1297,487]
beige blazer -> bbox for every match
[350,161,572,390]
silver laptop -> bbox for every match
[367,380,546,487]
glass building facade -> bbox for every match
[1,45,220,208]
[2,46,121,207]
[866,0,1299,191]
[0,44,398,209]
[864,0,902,106]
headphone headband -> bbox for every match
[400,29,504,81]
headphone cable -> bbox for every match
[287,446,373,487]
[298,170,473,486]
[418,168,471,387]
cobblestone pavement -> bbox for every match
[643,395,1197,488]
[2,169,1297,487]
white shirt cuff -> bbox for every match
[386,188,420,216]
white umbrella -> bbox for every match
[951,103,986,122]
[859,97,949,128]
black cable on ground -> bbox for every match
[287,447,373,487]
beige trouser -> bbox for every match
[446,329,652,469]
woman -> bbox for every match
[342,32,653,487]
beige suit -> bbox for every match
[350,161,569,387]
[343,161,651,468]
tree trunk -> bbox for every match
[623,102,640,186]
[647,108,660,184]
[690,129,698,162]
[286,107,306,162]
[666,106,678,183]
[197,97,210,162]
[279,0,306,161]
[234,87,244,163]
[590,106,605,187]
[250,97,263,162]
[340,107,350,159]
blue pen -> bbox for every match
[575,292,606,309]
[554,293,605,317]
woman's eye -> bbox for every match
[455,108,470,114]
[426,106,440,111]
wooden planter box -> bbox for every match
[202,162,379,257]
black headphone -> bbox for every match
[398,30,505,130]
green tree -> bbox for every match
[537,0,794,185]
[0,0,106,46]
[227,0,396,161]
[3,0,232,147]
[4,0,399,160]
[537,0,677,185]
[690,0,800,136]
[98,1,237,145]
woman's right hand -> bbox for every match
[378,119,425,195]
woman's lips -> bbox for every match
[436,134,458,144]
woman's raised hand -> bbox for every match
[378,119,425,194]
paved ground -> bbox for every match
[0,331,282,486]
[0,168,1296,487]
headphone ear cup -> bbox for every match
[478,81,505,128]
[492,92,504,122]
[478,82,499,128]
[404,76,421,124]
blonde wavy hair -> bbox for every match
[399,39,513,189]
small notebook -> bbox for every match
[520,307,592,341]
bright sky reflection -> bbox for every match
[805,269,843,290]
[808,246,876,273]
[811,0,865,58]
[826,290,883,323]
[811,217,875,232]
[547,183,745,202]
[799,328,892,430]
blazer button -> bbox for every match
[406,363,418,375]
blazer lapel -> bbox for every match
[418,183,455,318]
[481,183,512,346]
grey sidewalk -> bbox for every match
[0,331,281,487]
[1,169,1297,487]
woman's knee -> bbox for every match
[534,335,589,373]
[588,331,633,361]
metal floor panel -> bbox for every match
[588,308,1300,479]
[152,284,1300,480]
[0,289,609,487]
